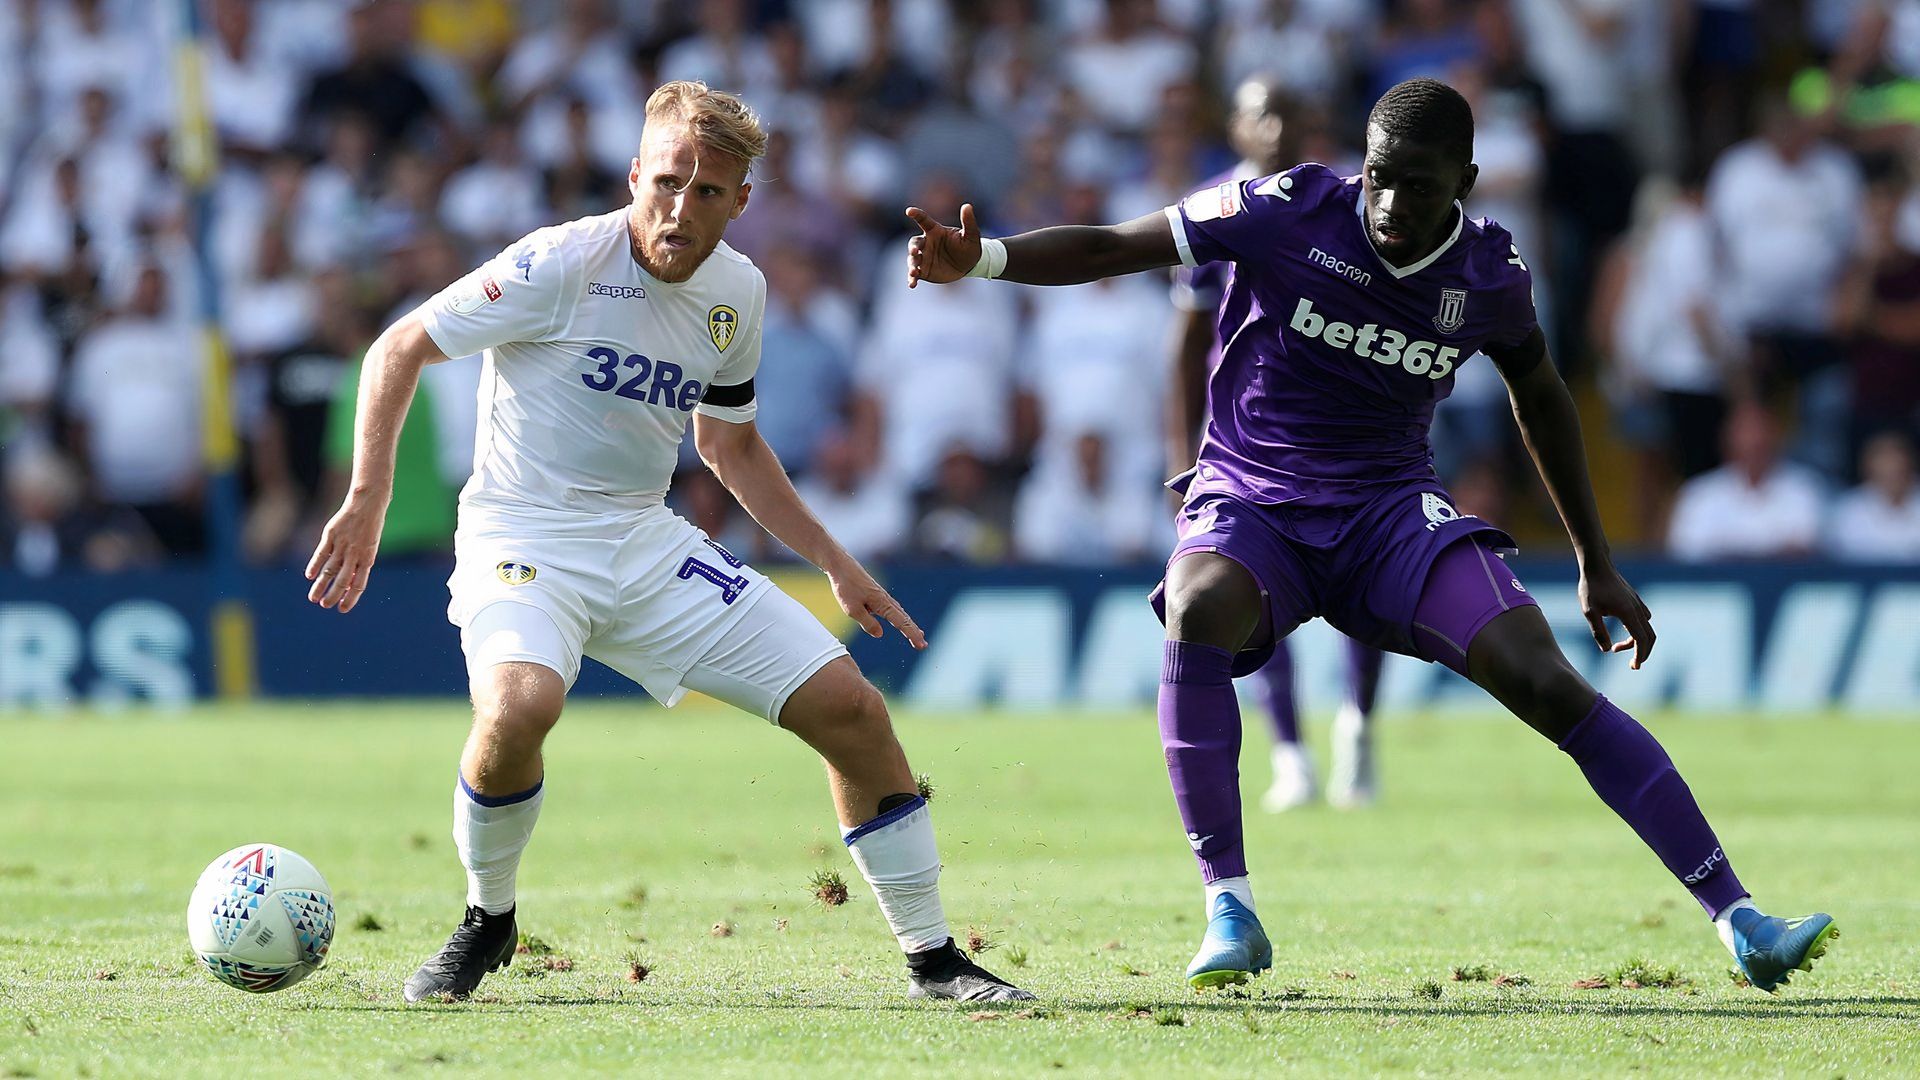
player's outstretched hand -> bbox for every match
[305,495,387,613]
[904,203,982,288]
[829,559,927,650]
[1579,562,1655,670]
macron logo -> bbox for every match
[1289,297,1460,381]
[1308,247,1372,287]
[589,282,647,300]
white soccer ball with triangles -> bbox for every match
[187,844,334,993]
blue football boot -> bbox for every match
[1727,907,1839,992]
[1186,893,1273,989]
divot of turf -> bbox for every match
[964,926,999,955]
[807,869,850,908]
[623,952,650,983]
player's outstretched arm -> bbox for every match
[905,203,1180,288]
[305,313,449,613]
[693,413,927,649]
[1490,329,1656,668]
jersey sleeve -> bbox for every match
[1485,237,1541,351]
[1163,164,1325,269]
[695,272,764,424]
[417,231,572,358]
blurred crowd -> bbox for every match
[1,0,1917,578]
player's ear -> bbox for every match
[731,181,751,220]
[1455,162,1479,204]
[628,157,643,198]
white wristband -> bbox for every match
[964,237,1008,280]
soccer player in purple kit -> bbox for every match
[1169,77,1389,812]
[906,78,1837,992]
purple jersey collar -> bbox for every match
[1352,193,1467,280]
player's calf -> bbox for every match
[782,660,1033,1002]
[405,657,563,1003]
[1462,606,1839,990]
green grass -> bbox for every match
[2,704,1918,1077]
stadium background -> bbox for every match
[0,0,1916,712]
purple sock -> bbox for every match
[1345,639,1384,715]
[1248,641,1299,745]
[1559,695,1749,916]
[1159,640,1247,883]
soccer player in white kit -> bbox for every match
[304,82,1031,1004]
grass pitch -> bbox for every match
[2,703,1917,1077]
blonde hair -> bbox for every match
[643,81,768,175]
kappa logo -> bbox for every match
[1421,492,1463,531]
[513,245,536,281]
[708,305,738,352]
[589,282,647,300]
[1434,287,1468,335]
[496,561,537,585]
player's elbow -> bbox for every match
[376,314,450,370]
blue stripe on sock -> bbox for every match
[841,795,926,846]
[458,774,543,807]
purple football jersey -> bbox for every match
[1168,168,1237,382]
[1164,163,1538,507]
[1167,168,1240,333]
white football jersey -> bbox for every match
[418,209,765,520]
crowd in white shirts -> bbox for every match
[0,0,1916,576]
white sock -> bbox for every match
[1714,897,1758,959]
[1205,876,1256,917]
[452,776,544,915]
[842,797,949,954]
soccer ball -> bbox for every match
[187,844,335,993]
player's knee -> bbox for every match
[1165,557,1262,651]
[806,675,892,746]
[471,663,565,744]
[1474,642,1592,734]
[779,660,894,746]
[845,679,893,739]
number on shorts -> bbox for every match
[701,537,742,567]
[678,556,749,604]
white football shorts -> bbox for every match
[448,504,848,723]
